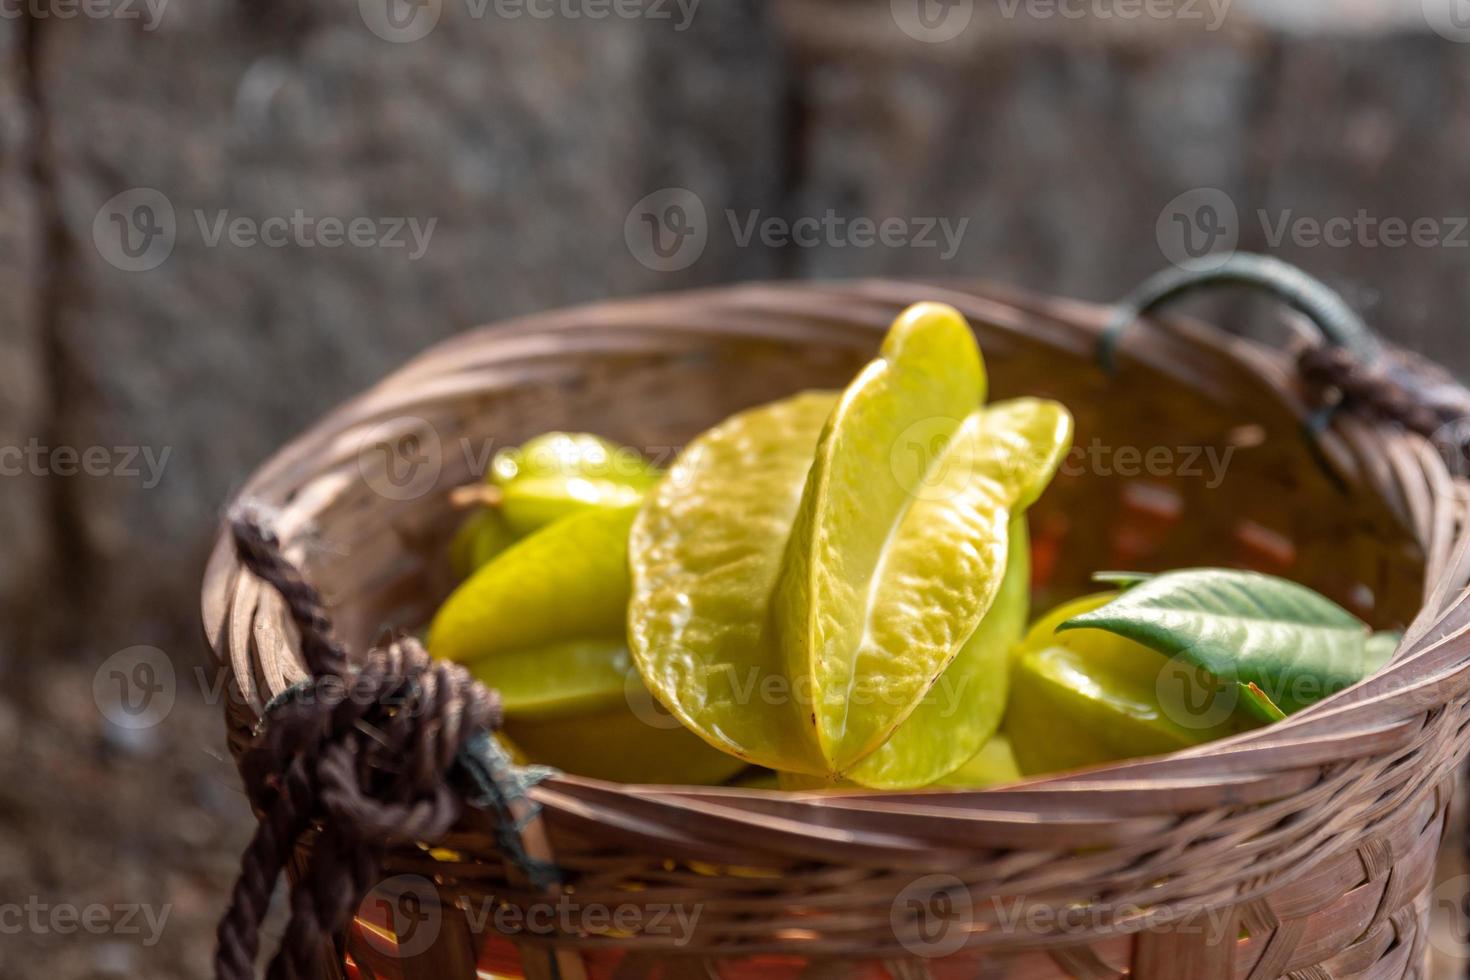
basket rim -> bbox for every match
[200,276,1470,837]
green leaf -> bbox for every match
[1238,682,1286,723]
[1366,630,1401,667]
[1058,569,1377,715]
[1092,571,1154,590]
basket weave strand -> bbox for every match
[202,275,1470,979]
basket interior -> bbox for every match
[290,287,1426,672]
[204,281,1461,979]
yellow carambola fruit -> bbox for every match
[727,768,781,790]
[448,508,517,580]
[505,706,749,785]
[490,432,662,537]
[933,733,1021,788]
[773,523,1025,791]
[428,505,744,784]
[774,303,992,772]
[843,518,1029,788]
[629,392,838,774]
[431,506,639,663]
[449,433,661,583]
[629,303,1073,784]
[776,733,1022,791]
[1004,593,1246,776]
[774,524,1026,790]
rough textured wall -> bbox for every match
[12,3,1470,663]
[3,5,790,977]
[780,7,1470,365]
[32,0,788,659]
[0,18,47,658]
[4,4,1470,976]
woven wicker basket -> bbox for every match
[202,270,1470,980]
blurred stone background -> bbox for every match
[3,0,1470,976]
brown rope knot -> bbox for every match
[216,501,502,980]
[1297,343,1470,464]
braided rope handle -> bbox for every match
[215,502,504,980]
